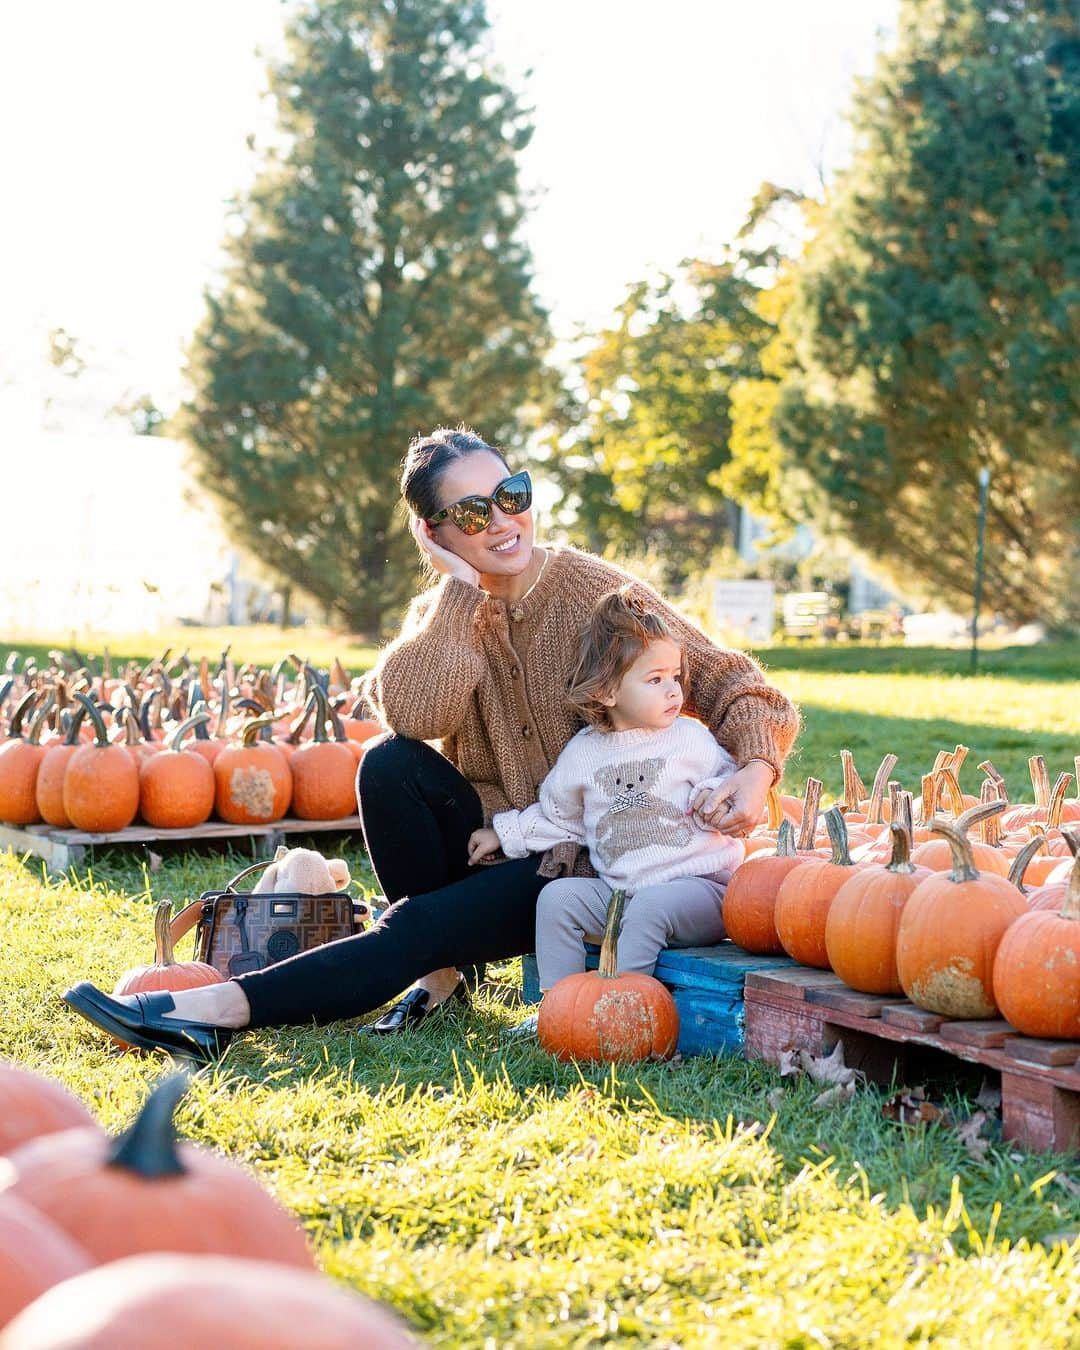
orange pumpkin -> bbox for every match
[0,1252,415,1350]
[910,799,1011,876]
[0,1193,92,1329]
[213,715,292,824]
[825,822,932,995]
[992,832,1080,1039]
[0,690,49,825]
[0,1073,314,1270]
[774,806,861,969]
[289,688,357,820]
[538,890,679,1062]
[110,901,225,1049]
[1027,830,1079,912]
[0,1062,97,1157]
[62,694,140,833]
[34,702,89,828]
[138,714,216,829]
[895,817,1028,1019]
[723,819,805,954]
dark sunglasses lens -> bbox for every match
[493,474,532,516]
[448,498,493,535]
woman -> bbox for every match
[63,427,799,1062]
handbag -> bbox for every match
[168,858,370,979]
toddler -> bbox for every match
[468,587,744,1005]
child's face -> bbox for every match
[602,638,684,733]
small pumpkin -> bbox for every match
[0,691,49,825]
[34,703,89,828]
[723,819,805,954]
[0,1072,314,1270]
[137,713,216,829]
[213,714,292,824]
[991,829,1080,1039]
[774,806,860,969]
[825,821,931,995]
[0,1062,98,1157]
[538,890,679,1062]
[62,694,140,833]
[910,796,1011,876]
[0,1252,415,1350]
[288,687,357,820]
[0,1193,91,1329]
[895,816,1028,1019]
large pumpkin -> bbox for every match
[825,822,931,995]
[722,819,805,954]
[0,1193,91,1329]
[62,694,140,833]
[0,1063,97,1158]
[0,1073,313,1270]
[213,714,292,824]
[0,691,49,825]
[0,1253,415,1350]
[992,830,1080,1039]
[34,703,89,828]
[774,806,860,969]
[910,798,1010,876]
[895,817,1028,1019]
[538,890,679,1062]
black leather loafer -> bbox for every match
[361,979,469,1036]
[62,982,234,1065]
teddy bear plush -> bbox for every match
[252,845,351,895]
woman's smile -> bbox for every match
[488,532,521,556]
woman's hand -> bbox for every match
[411,515,480,588]
[689,761,774,837]
[467,827,503,865]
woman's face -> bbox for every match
[427,451,536,578]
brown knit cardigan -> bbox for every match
[363,546,800,877]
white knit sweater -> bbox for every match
[492,716,744,892]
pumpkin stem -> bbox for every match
[896,790,914,841]
[27,691,56,745]
[598,889,627,978]
[775,818,796,857]
[886,820,916,874]
[107,1072,189,1178]
[1047,773,1071,831]
[796,778,822,852]
[765,785,782,831]
[978,780,1003,847]
[948,744,969,777]
[918,773,937,826]
[1007,835,1046,895]
[1058,831,1080,922]
[866,754,898,825]
[936,768,967,818]
[823,805,853,867]
[840,750,864,812]
[1029,755,1050,809]
[978,760,1008,802]
[168,711,212,753]
[240,713,281,748]
[73,691,110,747]
[6,690,39,740]
[927,816,982,884]
[153,899,177,965]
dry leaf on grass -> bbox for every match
[812,1081,857,1109]
[956,1110,990,1160]
[147,851,164,874]
[882,1087,954,1127]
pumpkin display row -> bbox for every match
[0,1064,414,1348]
[721,746,1080,1041]
[0,651,383,832]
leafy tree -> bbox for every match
[738,0,1080,628]
[552,258,772,588]
[179,0,552,635]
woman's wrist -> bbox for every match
[741,757,779,787]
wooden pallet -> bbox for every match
[0,815,366,873]
[743,966,1080,1154]
[522,943,798,1057]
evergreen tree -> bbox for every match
[180,0,552,635]
[748,0,1080,628]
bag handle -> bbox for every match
[169,899,207,946]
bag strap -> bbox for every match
[169,899,208,946]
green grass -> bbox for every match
[2,635,1079,1344]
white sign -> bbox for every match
[712,580,774,644]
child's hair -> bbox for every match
[566,587,687,728]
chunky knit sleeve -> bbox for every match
[622,576,800,784]
[492,742,586,857]
[362,578,487,741]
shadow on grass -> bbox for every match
[755,639,1079,681]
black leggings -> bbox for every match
[236,736,545,1029]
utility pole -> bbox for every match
[970,465,990,674]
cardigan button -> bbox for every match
[510,605,524,622]
[510,665,520,679]
[522,725,532,739]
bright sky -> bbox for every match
[0,0,898,424]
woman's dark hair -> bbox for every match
[400,426,509,520]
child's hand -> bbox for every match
[689,762,773,836]
[467,827,503,864]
